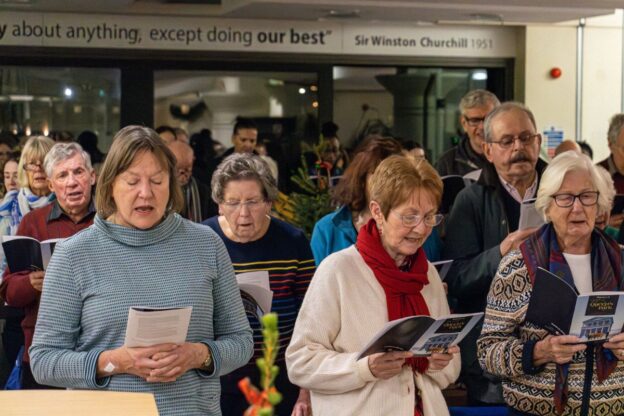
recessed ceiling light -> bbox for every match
[472,71,488,81]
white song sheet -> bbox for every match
[124,306,192,347]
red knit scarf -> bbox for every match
[356,219,430,374]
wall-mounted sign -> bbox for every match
[0,12,517,58]
[343,25,517,58]
[543,126,564,157]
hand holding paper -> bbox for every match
[367,351,413,380]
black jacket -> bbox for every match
[435,135,489,177]
[442,158,547,404]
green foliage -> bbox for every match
[239,312,282,416]
[274,136,335,238]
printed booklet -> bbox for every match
[357,312,483,359]
[236,271,273,320]
[525,267,624,342]
[1,236,64,272]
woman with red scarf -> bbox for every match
[286,155,460,416]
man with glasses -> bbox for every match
[443,102,547,406]
[435,89,500,177]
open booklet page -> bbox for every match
[236,271,273,320]
[124,306,192,347]
[357,312,483,359]
[526,267,624,342]
[1,236,64,272]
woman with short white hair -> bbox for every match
[478,150,624,415]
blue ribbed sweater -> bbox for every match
[30,213,253,416]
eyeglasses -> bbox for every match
[551,191,599,208]
[222,199,266,211]
[463,115,486,127]
[24,161,44,172]
[488,133,539,149]
[392,212,444,228]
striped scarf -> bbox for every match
[520,223,621,415]
[0,188,54,236]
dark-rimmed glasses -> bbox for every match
[463,115,485,127]
[551,191,599,208]
[24,161,44,172]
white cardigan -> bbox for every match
[286,245,460,416]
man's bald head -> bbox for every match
[554,140,581,157]
[168,140,194,186]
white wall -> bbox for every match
[522,11,623,162]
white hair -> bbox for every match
[535,150,614,221]
[44,142,93,178]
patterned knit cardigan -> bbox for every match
[477,250,624,416]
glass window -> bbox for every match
[154,70,318,191]
[333,65,493,162]
[0,66,121,150]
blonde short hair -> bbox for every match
[17,135,55,188]
[95,125,183,218]
[369,155,442,218]
[535,150,614,221]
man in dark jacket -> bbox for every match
[168,140,217,221]
[216,118,258,163]
[443,102,546,405]
[436,89,500,177]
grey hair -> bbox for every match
[211,153,278,203]
[607,113,624,145]
[484,101,537,143]
[459,89,500,114]
[535,150,614,221]
[594,165,617,215]
[44,142,93,178]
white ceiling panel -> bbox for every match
[0,0,618,24]
[221,0,619,24]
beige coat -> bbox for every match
[286,245,460,416]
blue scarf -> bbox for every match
[0,188,54,236]
[520,223,622,414]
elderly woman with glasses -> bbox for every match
[203,153,315,416]
[0,136,55,240]
[478,150,624,416]
[287,155,460,416]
